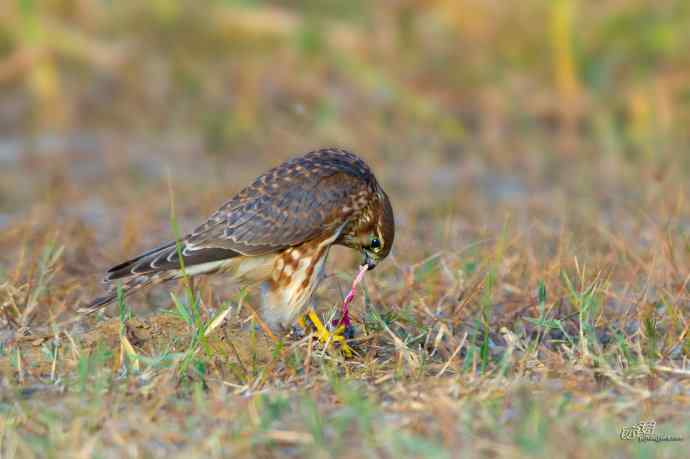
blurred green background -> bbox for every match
[2,0,690,250]
[1,0,688,161]
[2,6,690,456]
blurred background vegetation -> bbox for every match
[2,0,690,275]
[1,0,688,163]
[2,4,690,456]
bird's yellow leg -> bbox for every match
[301,309,353,357]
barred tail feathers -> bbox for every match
[81,241,238,313]
[79,271,176,314]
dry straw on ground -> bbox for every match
[1,1,690,458]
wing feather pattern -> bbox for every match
[83,148,377,312]
[184,154,374,256]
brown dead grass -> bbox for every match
[2,1,690,458]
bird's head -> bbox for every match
[358,190,395,270]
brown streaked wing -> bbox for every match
[184,170,371,256]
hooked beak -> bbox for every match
[362,251,377,271]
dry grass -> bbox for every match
[1,1,690,458]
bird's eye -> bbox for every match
[370,238,382,252]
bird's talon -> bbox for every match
[302,309,354,357]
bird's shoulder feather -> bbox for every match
[184,159,374,256]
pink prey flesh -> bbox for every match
[334,264,368,328]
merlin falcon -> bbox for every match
[85,148,395,352]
